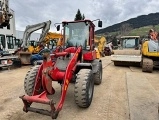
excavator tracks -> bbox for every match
[142,57,153,73]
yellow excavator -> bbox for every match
[28,32,63,54]
[16,20,52,64]
[94,35,106,57]
[141,30,159,72]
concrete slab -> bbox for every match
[126,72,159,120]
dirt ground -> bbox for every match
[0,56,159,120]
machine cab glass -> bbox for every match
[63,22,89,50]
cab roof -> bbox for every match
[121,36,140,38]
[62,19,95,27]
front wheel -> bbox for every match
[74,69,94,108]
[24,65,40,96]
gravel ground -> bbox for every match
[0,56,158,120]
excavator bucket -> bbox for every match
[19,52,32,64]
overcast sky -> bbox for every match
[10,0,159,32]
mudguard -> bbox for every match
[75,63,92,74]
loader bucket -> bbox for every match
[111,50,141,66]
[19,52,32,65]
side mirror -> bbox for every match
[98,21,102,27]
[57,25,60,31]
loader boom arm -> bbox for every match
[21,20,51,48]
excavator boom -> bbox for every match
[18,20,51,65]
[21,20,51,49]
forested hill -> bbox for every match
[95,12,159,34]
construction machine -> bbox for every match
[141,34,159,72]
[0,0,17,54]
[20,19,103,119]
[0,0,13,28]
[28,32,63,65]
[16,20,51,64]
[104,42,113,56]
[28,32,63,54]
[44,32,63,50]
[111,36,141,66]
[0,0,22,69]
[94,35,106,57]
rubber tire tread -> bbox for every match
[24,65,40,96]
[94,62,102,85]
[142,57,153,73]
[74,69,94,108]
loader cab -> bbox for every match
[63,21,90,50]
[120,36,140,50]
[0,34,17,53]
[48,39,58,50]
[14,39,22,48]
[28,40,38,48]
[6,35,15,49]
[56,19,102,61]
[61,20,102,51]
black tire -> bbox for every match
[24,65,40,96]
[31,59,38,66]
[74,69,94,108]
[94,62,102,85]
[142,57,153,73]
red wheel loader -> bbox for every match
[19,19,103,119]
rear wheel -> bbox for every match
[94,62,102,85]
[142,57,153,73]
[74,69,94,108]
[24,65,40,96]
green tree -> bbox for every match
[74,9,85,21]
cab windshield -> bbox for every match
[64,22,89,49]
[6,35,14,49]
[0,34,5,49]
[122,38,139,48]
[29,41,38,47]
